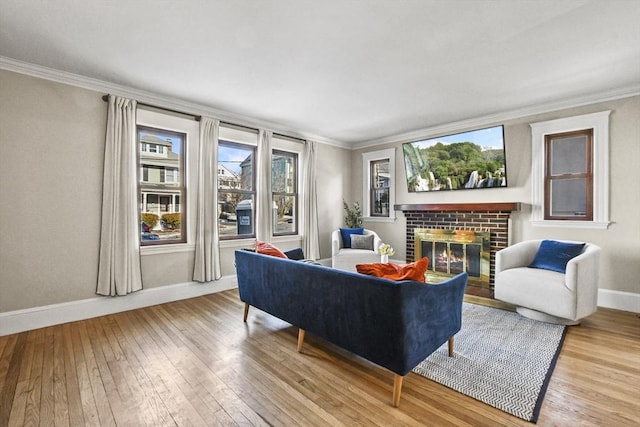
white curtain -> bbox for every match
[302,140,320,260]
[96,95,143,296]
[193,117,221,282]
[256,130,272,241]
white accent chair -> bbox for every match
[331,229,382,272]
[494,240,601,325]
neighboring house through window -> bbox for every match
[138,125,186,244]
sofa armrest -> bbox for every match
[495,240,541,273]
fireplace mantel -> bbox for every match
[394,202,520,212]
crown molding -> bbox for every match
[351,85,640,150]
[0,56,349,149]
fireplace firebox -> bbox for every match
[415,229,490,287]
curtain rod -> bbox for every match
[102,94,201,122]
[101,95,305,143]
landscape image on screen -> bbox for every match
[402,125,507,192]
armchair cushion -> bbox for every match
[340,227,364,248]
[351,234,374,250]
[529,240,585,273]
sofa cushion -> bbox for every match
[529,240,585,273]
[284,247,305,260]
[356,257,429,282]
[340,227,364,248]
[256,241,287,258]
[351,234,374,250]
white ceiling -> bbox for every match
[1,0,639,145]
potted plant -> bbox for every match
[343,201,363,228]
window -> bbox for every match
[530,111,610,229]
[218,140,256,239]
[544,130,593,220]
[362,148,396,221]
[370,159,390,217]
[138,125,186,245]
[272,150,298,235]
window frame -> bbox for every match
[362,148,396,222]
[217,139,257,241]
[137,124,187,246]
[530,111,610,229]
[369,159,391,217]
[544,129,593,221]
[271,149,299,236]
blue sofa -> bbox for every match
[235,249,468,407]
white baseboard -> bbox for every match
[598,288,640,313]
[2,277,636,336]
[0,276,237,336]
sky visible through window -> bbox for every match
[219,143,250,175]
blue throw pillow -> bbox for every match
[529,240,585,273]
[340,227,364,248]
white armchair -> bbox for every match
[332,229,382,272]
[494,240,601,325]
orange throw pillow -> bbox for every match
[256,241,287,258]
[356,257,429,282]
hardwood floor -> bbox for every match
[1,289,638,426]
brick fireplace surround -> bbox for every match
[395,203,520,287]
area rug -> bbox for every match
[412,303,567,423]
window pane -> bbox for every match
[273,195,296,234]
[272,150,298,235]
[138,126,185,244]
[550,178,587,217]
[272,152,296,193]
[371,160,390,189]
[219,194,255,238]
[372,188,390,216]
[218,140,256,239]
[219,141,253,191]
[550,135,587,175]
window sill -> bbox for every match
[530,220,610,230]
[141,243,196,256]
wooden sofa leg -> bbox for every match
[243,303,250,322]
[392,375,404,407]
[297,329,306,352]
[448,336,454,357]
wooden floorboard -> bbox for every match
[1,289,638,426]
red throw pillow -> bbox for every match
[356,257,429,282]
[256,241,287,258]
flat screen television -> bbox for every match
[402,125,507,192]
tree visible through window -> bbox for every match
[138,125,186,244]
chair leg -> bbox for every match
[243,303,250,322]
[297,329,306,352]
[392,375,404,407]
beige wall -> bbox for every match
[354,95,640,295]
[0,69,352,312]
[2,67,636,314]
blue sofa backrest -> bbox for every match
[235,249,467,375]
